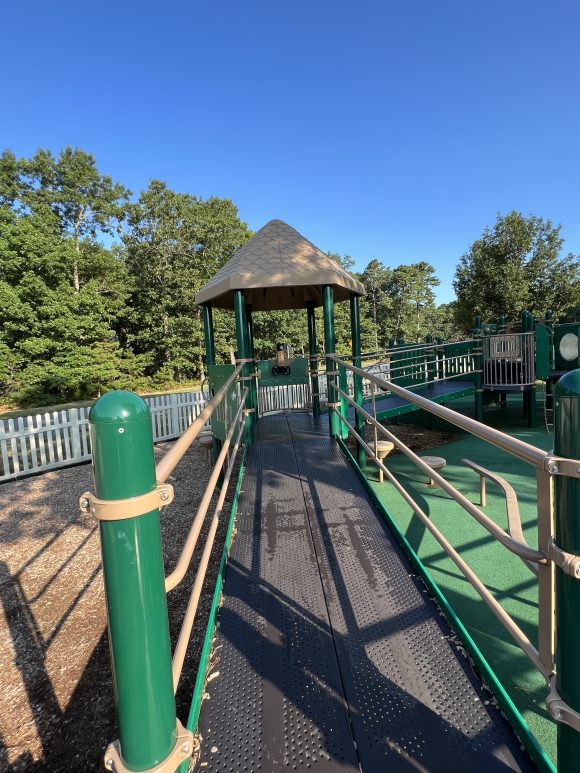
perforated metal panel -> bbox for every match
[196,414,535,772]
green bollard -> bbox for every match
[88,391,178,771]
[554,370,580,772]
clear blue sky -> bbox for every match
[1,0,579,303]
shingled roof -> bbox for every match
[195,219,364,310]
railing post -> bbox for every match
[306,301,321,417]
[203,302,223,464]
[554,370,580,772]
[88,390,178,772]
[323,285,339,438]
[473,315,484,422]
[350,293,366,468]
[338,359,349,439]
[233,290,253,444]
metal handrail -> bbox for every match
[332,405,549,677]
[330,355,547,468]
[334,384,546,566]
[330,354,555,679]
[171,405,246,690]
[165,387,248,592]
[156,362,244,484]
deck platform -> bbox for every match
[197,414,533,772]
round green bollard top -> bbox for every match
[554,369,580,399]
[89,389,151,424]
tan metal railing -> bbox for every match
[328,354,556,679]
[155,362,249,691]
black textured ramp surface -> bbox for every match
[350,379,475,420]
[197,414,534,773]
[287,415,533,773]
[197,415,360,772]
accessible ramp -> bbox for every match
[197,414,534,772]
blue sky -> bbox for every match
[1,0,579,303]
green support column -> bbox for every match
[338,359,349,439]
[554,370,580,772]
[350,293,366,468]
[233,290,253,443]
[246,304,258,423]
[89,391,176,771]
[322,285,339,438]
[473,314,484,422]
[306,302,321,417]
[203,303,223,464]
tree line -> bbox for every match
[0,146,578,408]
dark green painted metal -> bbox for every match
[337,436,555,773]
[338,360,349,440]
[536,324,551,380]
[234,290,253,443]
[256,357,309,387]
[180,446,248,773]
[245,304,258,424]
[203,303,223,465]
[207,365,237,441]
[554,369,580,773]
[307,302,321,417]
[473,315,484,422]
[322,285,339,438]
[350,293,365,468]
[89,391,176,771]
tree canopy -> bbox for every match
[3,148,576,409]
[453,211,580,330]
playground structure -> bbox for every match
[81,220,580,773]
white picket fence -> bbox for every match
[0,390,209,483]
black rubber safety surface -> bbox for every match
[197,414,535,772]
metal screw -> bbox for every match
[548,461,559,474]
[118,427,125,434]
[182,743,190,754]
[105,758,115,771]
[80,498,89,510]
[160,491,169,501]
[575,565,580,579]
[554,709,563,721]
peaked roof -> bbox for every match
[195,219,365,310]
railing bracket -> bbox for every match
[544,455,580,478]
[548,538,580,579]
[104,720,196,773]
[546,676,580,732]
[79,484,174,521]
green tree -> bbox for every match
[122,180,251,382]
[454,211,580,330]
[386,262,439,341]
[359,259,392,350]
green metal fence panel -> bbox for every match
[256,357,309,387]
[208,364,238,441]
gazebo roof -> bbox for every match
[195,219,365,311]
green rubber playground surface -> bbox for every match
[366,391,556,764]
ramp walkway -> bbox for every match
[197,414,533,772]
[357,378,475,421]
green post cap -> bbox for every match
[89,389,151,424]
[554,369,580,398]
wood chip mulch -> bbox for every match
[0,441,237,772]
